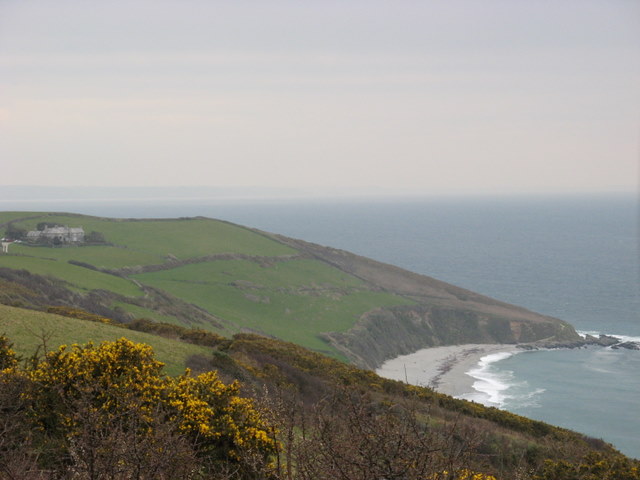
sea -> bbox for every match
[3,192,639,458]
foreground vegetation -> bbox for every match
[0,335,275,479]
[1,305,638,479]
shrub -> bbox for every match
[46,305,113,324]
[535,452,640,480]
[0,333,18,370]
[2,336,276,478]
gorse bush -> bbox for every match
[429,470,497,480]
[534,452,640,480]
[0,333,18,370]
[0,334,503,479]
[28,338,167,439]
[46,305,113,324]
[0,336,276,479]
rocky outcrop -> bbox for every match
[521,334,640,351]
[611,341,640,350]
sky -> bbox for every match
[1,0,639,196]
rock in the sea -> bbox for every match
[596,334,620,346]
[611,341,640,350]
[517,344,539,351]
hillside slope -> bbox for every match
[1,212,579,367]
[0,305,636,479]
[0,304,211,376]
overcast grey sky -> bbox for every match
[1,0,638,195]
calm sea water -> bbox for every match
[4,193,639,457]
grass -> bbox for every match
[0,212,47,226]
[0,255,144,297]
[138,258,366,289]
[111,301,183,325]
[8,214,295,259]
[0,304,212,376]
[8,244,163,269]
[135,259,414,355]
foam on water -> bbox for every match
[577,330,640,344]
[463,332,640,410]
[612,334,640,343]
[459,351,547,409]
[577,330,601,338]
[459,353,514,407]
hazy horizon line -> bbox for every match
[1,185,637,209]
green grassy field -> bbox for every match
[135,259,414,354]
[9,244,163,269]
[1,212,415,359]
[111,301,184,325]
[0,304,211,376]
[0,212,45,225]
[7,214,295,259]
[138,258,365,289]
[0,255,144,297]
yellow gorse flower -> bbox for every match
[21,337,275,462]
[429,469,498,480]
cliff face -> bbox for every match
[324,305,577,369]
[269,233,581,368]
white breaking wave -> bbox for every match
[463,331,640,410]
[458,351,546,409]
[462,352,515,407]
[577,330,640,344]
[612,334,640,343]
[577,330,601,338]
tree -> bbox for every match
[36,222,61,231]
[85,231,106,244]
[3,223,26,241]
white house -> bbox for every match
[26,226,85,244]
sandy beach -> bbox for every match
[375,344,519,398]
